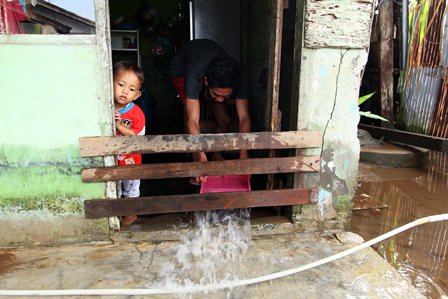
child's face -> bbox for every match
[113,70,142,109]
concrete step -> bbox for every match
[360,142,429,167]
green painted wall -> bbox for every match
[0,38,110,245]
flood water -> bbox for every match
[350,151,448,298]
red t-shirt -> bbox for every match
[116,103,145,166]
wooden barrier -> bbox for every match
[80,131,321,218]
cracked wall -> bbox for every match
[291,0,373,231]
[293,45,370,230]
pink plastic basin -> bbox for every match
[200,175,251,194]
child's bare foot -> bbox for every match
[122,215,138,226]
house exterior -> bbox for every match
[0,0,374,246]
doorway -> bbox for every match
[107,0,300,230]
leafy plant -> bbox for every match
[358,92,389,122]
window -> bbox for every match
[0,0,95,34]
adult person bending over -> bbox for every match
[171,39,251,184]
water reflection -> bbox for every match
[351,151,448,298]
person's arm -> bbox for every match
[235,98,251,159]
[185,99,208,183]
[185,99,201,135]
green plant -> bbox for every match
[358,92,389,122]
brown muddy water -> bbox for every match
[350,151,448,298]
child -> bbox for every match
[113,61,145,226]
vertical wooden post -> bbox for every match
[290,0,304,133]
[290,0,317,221]
[266,0,284,132]
[94,0,120,231]
[266,0,285,189]
[379,0,394,127]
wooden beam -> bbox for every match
[290,0,308,205]
[359,124,448,152]
[379,0,394,127]
[79,131,322,157]
[265,0,284,192]
[82,156,321,182]
[84,188,317,218]
[266,0,284,132]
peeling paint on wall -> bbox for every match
[295,46,367,230]
[304,0,374,49]
[0,144,101,166]
[0,144,105,212]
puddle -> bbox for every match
[351,151,448,298]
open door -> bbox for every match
[99,0,310,231]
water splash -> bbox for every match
[157,209,252,295]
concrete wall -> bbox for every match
[292,0,373,231]
[0,1,113,246]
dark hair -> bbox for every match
[113,61,145,86]
[206,57,240,88]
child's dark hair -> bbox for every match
[206,57,240,88]
[113,61,145,86]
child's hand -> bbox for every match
[114,111,135,136]
[114,111,122,127]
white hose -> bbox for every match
[1,213,447,297]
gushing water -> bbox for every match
[158,209,252,294]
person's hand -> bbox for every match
[114,111,122,128]
[193,152,208,184]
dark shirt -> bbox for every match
[170,39,247,100]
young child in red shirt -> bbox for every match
[113,61,145,226]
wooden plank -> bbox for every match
[266,111,283,189]
[352,193,388,211]
[79,131,322,157]
[82,156,321,182]
[359,124,448,152]
[84,188,316,218]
